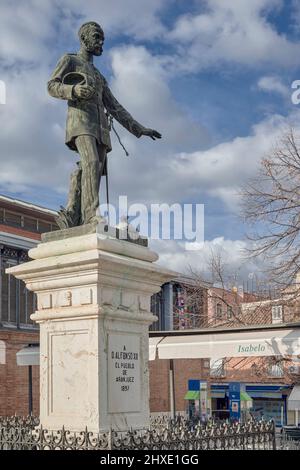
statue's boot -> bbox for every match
[55,206,77,230]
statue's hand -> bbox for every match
[142,128,162,140]
[73,85,95,100]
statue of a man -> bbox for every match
[48,21,161,229]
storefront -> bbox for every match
[184,380,211,421]
[185,381,291,425]
[149,326,300,422]
[246,385,290,426]
[287,384,300,426]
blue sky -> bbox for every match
[1,0,300,276]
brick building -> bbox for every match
[0,195,58,416]
[149,279,300,425]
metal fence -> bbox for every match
[0,415,276,450]
[277,427,300,450]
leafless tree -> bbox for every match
[173,248,250,329]
[173,240,300,331]
[242,128,300,292]
[210,355,300,385]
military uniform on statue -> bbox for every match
[48,21,161,228]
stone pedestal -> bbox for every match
[7,226,176,432]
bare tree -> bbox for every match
[172,273,209,329]
[242,128,300,291]
[174,247,251,329]
[174,240,300,331]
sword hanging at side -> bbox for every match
[105,113,130,225]
[105,157,110,226]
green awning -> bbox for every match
[184,391,200,400]
[241,391,252,402]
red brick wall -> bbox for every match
[149,359,170,412]
[0,224,41,241]
[0,329,39,416]
[149,358,210,413]
[173,359,210,412]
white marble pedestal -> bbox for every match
[7,226,176,432]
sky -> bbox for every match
[1,0,300,281]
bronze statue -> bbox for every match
[48,21,161,229]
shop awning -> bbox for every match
[249,391,283,399]
[150,328,300,360]
[16,346,40,366]
[241,391,252,402]
[149,337,163,361]
[288,385,300,410]
[184,391,200,400]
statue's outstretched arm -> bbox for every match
[102,82,146,138]
[103,81,162,141]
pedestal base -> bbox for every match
[7,227,176,432]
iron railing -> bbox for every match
[0,415,276,450]
[277,426,300,450]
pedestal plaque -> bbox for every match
[108,333,141,413]
[7,225,176,432]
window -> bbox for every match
[150,292,164,331]
[268,362,284,377]
[216,303,222,319]
[272,305,283,324]
[38,220,52,233]
[1,256,37,328]
[4,211,22,228]
[210,358,225,377]
[23,216,38,232]
[1,259,17,324]
[19,280,35,326]
[227,306,233,319]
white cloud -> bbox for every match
[2,0,297,73]
[257,76,289,97]
[0,0,169,67]
[109,46,209,149]
[0,64,73,195]
[168,0,300,72]
[151,236,261,280]
[167,112,300,209]
[104,45,211,205]
[291,0,300,35]
[59,0,168,40]
[0,0,55,66]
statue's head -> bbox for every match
[78,21,104,56]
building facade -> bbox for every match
[0,195,58,416]
[150,280,300,426]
